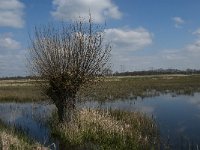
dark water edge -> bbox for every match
[1,93,200,149]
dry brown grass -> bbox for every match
[52,108,159,149]
[0,130,49,150]
[0,131,21,150]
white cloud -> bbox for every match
[185,28,200,53]
[193,28,200,36]
[105,27,153,53]
[0,0,25,28]
[0,53,26,77]
[146,35,200,70]
[0,34,21,51]
[0,33,25,76]
[51,0,122,23]
[110,27,200,72]
[172,17,185,28]
[186,39,200,53]
[103,27,153,71]
[161,49,186,60]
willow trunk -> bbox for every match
[56,97,76,123]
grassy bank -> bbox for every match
[1,75,200,102]
[0,120,48,150]
[51,108,160,150]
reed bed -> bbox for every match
[51,108,160,150]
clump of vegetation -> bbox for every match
[51,108,159,150]
[0,120,48,150]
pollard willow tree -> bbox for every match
[28,17,111,122]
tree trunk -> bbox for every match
[56,97,76,123]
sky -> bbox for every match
[1,0,200,76]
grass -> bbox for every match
[1,75,200,102]
[0,79,46,102]
[78,75,200,102]
[0,120,49,150]
[50,108,160,150]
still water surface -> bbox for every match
[0,102,56,146]
[82,93,200,148]
[0,93,200,149]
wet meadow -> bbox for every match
[1,75,200,149]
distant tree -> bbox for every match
[28,16,111,122]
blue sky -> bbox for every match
[1,0,200,76]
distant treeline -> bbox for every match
[1,69,200,80]
[113,69,200,76]
[0,76,35,80]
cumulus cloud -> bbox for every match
[0,33,25,76]
[110,27,200,71]
[0,0,25,28]
[172,17,185,28]
[103,27,153,71]
[148,31,200,70]
[143,37,200,70]
[0,34,21,51]
[105,27,153,53]
[51,0,122,23]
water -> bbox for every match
[1,93,200,149]
[0,102,56,146]
[80,93,200,149]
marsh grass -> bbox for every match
[0,120,49,150]
[0,80,46,102]
[78,75,200,102]
[1,75,200,102]
[51,108,160,150]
